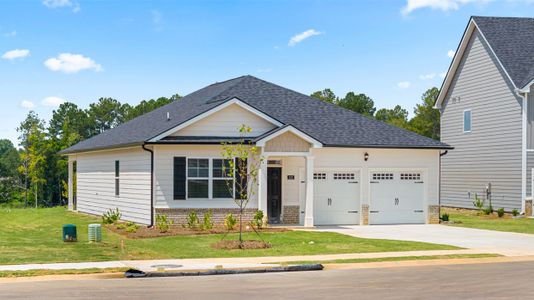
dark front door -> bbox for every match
[267,167,282,224]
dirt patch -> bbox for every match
[107,224,289,239]
[211,240,272,250]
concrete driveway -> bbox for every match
[313,224,534,256]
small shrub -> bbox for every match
[482,205,494,215]
[472,193,484,211]
[102,208,121,224]
[512,208,520,217]
[441,213,449,222]
[224,213,237,231]
[156,214,173,233]
[186,211,199,229]
[125,221,139,233]
[253,210,264,229]
[497,208,505,218]
[202,209,214,231]
[116,223,126,230]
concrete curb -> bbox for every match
[125,264,324,278]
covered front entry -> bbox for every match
[313,170,360,225]
[369,171,425,224]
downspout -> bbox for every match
[439,150,448,219]
[142,144,155,227]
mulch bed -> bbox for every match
[106,224,289,239]
[211,240,272,250]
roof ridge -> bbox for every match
[472,15,534,20]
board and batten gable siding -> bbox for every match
[170,103,276,137]
[153,144,259,209]
[72,147,152,224]
[264,132,312,152]
[440,29,523,211]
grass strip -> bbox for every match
[0,267,130,278]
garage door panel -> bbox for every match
[314,170,360,225]
[370,171,425,224]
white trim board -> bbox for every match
[149,98,284,142]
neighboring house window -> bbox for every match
[115,160,120,196]
[212,159,233,198]
[463,110,472,133]
[187,158,209,198]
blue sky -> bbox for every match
[1,0,533,146]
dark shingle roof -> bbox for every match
[61,75,450,154]
[473,16,534,88]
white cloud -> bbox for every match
[3,30,16,38]
[397,81,412,89]
[288,29,323,47]
[401,0,487,15]
[419,73,436,80]
[439,72,447,78]
[447,49,456,58]
[2,49,30,60]
[20,100,35,110]
[44,53,102,73]
[42,96,65,107]
[43,0,80,13]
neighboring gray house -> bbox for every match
[61,75,451,226]
[435,16,534,215]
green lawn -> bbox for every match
[270,253,501,265]
[443,207,534,234]
[0,207,458,265]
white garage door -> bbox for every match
[369,171,425,224]
[313,170,360,225]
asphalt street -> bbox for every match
[1,261,533,299]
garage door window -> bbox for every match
[314,173,326,180]
[400,173,421,180]
[372,173,393,180]
[333,173,355,180]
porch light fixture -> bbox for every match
[364,152,369,161]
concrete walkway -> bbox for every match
[311,224,534,256]
[0,249,481,272]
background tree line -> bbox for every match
[0,94,181,207]
[0,86,440,208]
[310,87,440,140]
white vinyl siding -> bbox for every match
[440,29,523,211]
[154,145,258,209]
[72,147,151,225]
[170,103,276,137]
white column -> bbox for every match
[67,158,74,211]
[258,157,268,221]
[304,156,314,227]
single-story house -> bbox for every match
[61,75,451,226]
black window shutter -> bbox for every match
[174,157,186,200]
[235,158,247,200]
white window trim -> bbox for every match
[186,157,235,200]
[463,109,472,133]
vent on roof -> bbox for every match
[166,112,170,121]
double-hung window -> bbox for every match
[212,159,233,198]
[187,158,209,198]
[185,158,235,199]
[115,160,120,196]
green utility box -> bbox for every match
[63,224,77,242]
[88,224,102,242]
